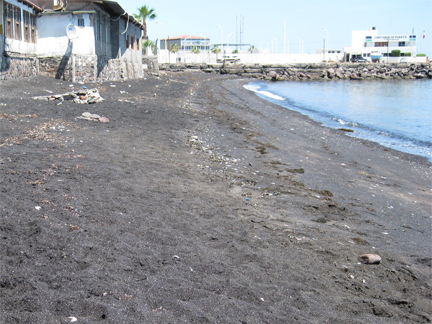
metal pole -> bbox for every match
[272,37,278,54]
[227,32,234,54]
[320,34,326,61]
[295,36,301,54]
[322,27,329,53]
[284,18,286,54]
[216,24,223,55]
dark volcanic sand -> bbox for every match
[0,73,431,323]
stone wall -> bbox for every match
[38,55,144,82]
[159,62,432,80]
[0,55,39,81]
[97,58,144,82]
[142,56,159,73]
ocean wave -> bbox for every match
[244,85,285,101]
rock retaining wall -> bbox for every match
[0,55,39,80]
[2,54,143,82]
[159,62,432,80]
[39,55,144,83]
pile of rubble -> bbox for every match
[33,88,104,104]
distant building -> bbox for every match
[344,27,417,62]
[314,49,343,62]
[160,35,210,52]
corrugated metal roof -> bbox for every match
[19,0,43,11]
[101,0,144,29]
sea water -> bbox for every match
[244,79,432,161]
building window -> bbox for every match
[13,5,21,40]
[23,11,30,42]
[375,42,388,47]
[30,14,36,43]
[4,2,24,41]
[95,11,100,41]
[398,41,406,47]
[126,35,129,48]
[101,16,106,43]
[78,18,85,27]
[5,2,13,38]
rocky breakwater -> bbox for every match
[159,62,432,81]
[259,63,432,81]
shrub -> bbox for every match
[403,52,411,56]
[390,50,401,57]
[417,54,426,57]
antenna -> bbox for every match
[236,15,244,51]
[66,24,78,40]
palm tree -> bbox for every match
[211,45,221,54]
[248,45,256,53]
[169,43,180,53]
[134,5,156,40]
[191,46,200,54]
[143,39,155,55]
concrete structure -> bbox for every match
[343,27,420,63]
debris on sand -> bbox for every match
[33,89,104,104]
[358,254,382,264]
[77,112,109,123]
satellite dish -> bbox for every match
[66,24,78,40]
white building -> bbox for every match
[1,0,145,81]
[344,27,419,62]
[0,0,41,59]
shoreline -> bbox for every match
[241,78,432,163]
[1,73,431,323]
[190,76,431,256]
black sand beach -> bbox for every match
[1,72,431,323]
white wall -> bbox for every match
[37,14,95,57]
[157,52,344,64]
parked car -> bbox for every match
[351,56,367,63]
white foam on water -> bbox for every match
[243,84,285,101]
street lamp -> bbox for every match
[156,21,167,63]
[182,36,191,63]
[322,27,329,53]
[227,32,234,54]
[295,36,301,54]
[320,34,326,61]
[216,24,223,55]
[272,37,278,54]
[183,36,190,52]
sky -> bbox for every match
[119,0,432,56]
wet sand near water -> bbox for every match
[0,73,431,323]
